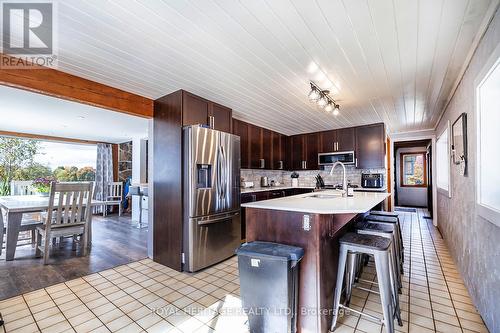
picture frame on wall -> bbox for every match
[451,112,467,176]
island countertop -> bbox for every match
[241,190,390,214]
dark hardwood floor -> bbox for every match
[0,214,148,300]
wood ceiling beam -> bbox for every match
[0,130,108,145]
[0,54,154,118]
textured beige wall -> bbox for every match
[435,7,500,332]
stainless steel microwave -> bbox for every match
[318,151,356,166]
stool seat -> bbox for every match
[363,222,394,233]
[365,215,398,223]
[370,210,398,218]
[354,220,369,230]
[340,233,391,251]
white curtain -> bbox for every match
[94,143,113,213]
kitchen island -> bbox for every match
[241,190,390,333]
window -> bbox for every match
[400,152,427,187]
[436,124,450,196]
[476,45,500,225]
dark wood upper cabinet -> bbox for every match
[262,128,272,169]
[272,132,280,170]
[355,123,385,169]
[210,103,232,133]
[281,134,289,170]
[272,132,287,170]
[234,118,384,171]
[232,119,249,169]
[290,135,305,170]
[336,127,355,152]
[248,123,263,169]
[305,132,319,170]
[320,130,336,153]
[320,128,355,153]
[182,92,209,127]
[234,120,285,170]
[181,91,232,133]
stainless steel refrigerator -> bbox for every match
[183,125,241,272]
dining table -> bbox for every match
[0,195,105,261]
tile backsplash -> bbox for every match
[241,167,386,188]
[240,169,285,185]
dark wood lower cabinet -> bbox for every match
[241,188,314,240]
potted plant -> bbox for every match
[291,171,299,188]
[32,177,54,196]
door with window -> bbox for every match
[396,148,429,207]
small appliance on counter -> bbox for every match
[241,180,255,189]
[260,176,270,187]
[361,173,384,188]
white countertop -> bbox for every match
[241,190,390,214]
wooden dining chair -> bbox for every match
[103,182,123,217]
[36,182,93,264]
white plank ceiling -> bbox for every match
[28,0,499,134]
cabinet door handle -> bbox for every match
[355,158,358,168]
[279,160,283,170]
[208,116,215,129]
[260,158,265,169]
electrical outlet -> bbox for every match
[303,215,311,231]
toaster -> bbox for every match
[361,173,383,188]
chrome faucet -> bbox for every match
[329,161,348,197]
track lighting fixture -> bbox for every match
[308,81,340,116]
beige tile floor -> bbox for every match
[0,209,489,333]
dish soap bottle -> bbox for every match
[347,181,354,197]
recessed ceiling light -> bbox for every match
[78,116,85,119]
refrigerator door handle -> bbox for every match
[197,211,240,225]
[216,145,223,200]
[220,144,227,200]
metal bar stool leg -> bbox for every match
[374,250,395,333]
[344,252,358,307]
[388,246,403,326]
[329,244,348,332]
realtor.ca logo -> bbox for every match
[1,1,58,69]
